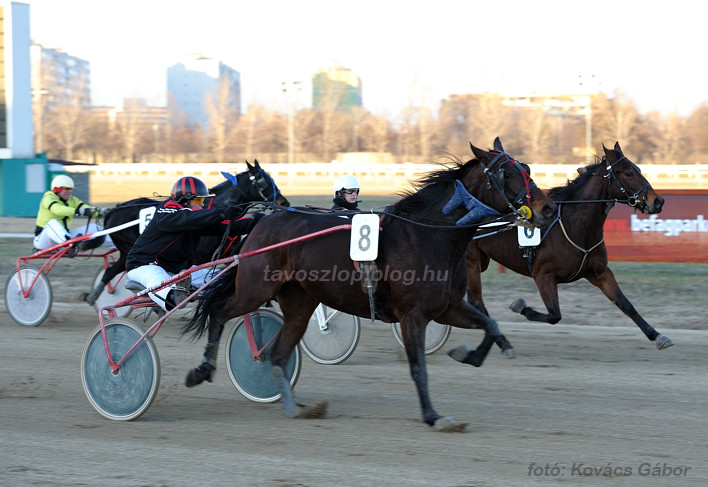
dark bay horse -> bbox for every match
[84,160,290,306]
[183,138,558,430]
[466,142,673,350]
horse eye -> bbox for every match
[624,171,633,177]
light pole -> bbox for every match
[578,74,599,164]
[282,81,301,164]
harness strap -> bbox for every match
[558,218,604,281]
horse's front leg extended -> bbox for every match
[586,268,674,350]
[399,317,468,431]
[85,257,126,306]
[185,321,225,387]
[509,271,562,324]
[440,301,513,365]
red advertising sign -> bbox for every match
[604,190,708,262]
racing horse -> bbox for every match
[83,160,290,306]
[183,138,558,430]
[465,142,673,350]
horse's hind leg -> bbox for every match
[586,268,673,350]
[85,254,126,306]
[269,284,327,419]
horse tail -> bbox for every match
[181,264,238,340]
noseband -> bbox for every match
[603,156,651,210]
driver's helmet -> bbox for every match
[51,174,74,193]
[170,176,215,205]
[333,174,361,196]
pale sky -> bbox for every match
[23,0,708,117]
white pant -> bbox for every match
[126,264,216,310]
[33,219,114,250]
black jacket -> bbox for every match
[126,199,253,273]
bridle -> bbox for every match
[603,155,651,211]
[483,150,536,219]
[246,169,279,202]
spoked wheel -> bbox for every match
[300,305,361,365]
[91,266,133,318]
[392,321,452,355]
[4,265,52,327]
[81,318,160,421]
[225,308,301,403]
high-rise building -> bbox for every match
[312,61,362,112]
[30,43,91,153]
[167,53,241,128]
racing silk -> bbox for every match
[126,199,254,274]
[34,191,95,236]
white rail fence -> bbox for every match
[68,162,708,202]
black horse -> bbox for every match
[466,142,673,350]
[84,160,290,306]
[183,138,558,430]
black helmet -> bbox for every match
[170,176,214,205]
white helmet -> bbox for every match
[51,174,74,191]
[333,174,360,195]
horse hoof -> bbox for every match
[655,334,675,350]
[509,298,526,313]
[502,347,517,359]
[433,416,468,432]
[295,399,329,419]
[185,363,216,387]
[447,345,472,363]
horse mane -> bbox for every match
[547,160,602,201]
[391,158,473,215]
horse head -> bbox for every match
[216,160,290,209]
[462,137,557,227]
[601,142,664,214]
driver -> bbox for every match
[33,174,109,255]
[332,174,361,211]
[126,176,258,311]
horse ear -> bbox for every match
[493,137,504,152]
[469,142,488,160]
[254,159,262,169]
[614,141,623,154]
[245,160,254,172]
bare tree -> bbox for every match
[204,77,241,163]
[43,84,92,161]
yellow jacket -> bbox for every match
[34,191,96,234]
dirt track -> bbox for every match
[1,217,706,486]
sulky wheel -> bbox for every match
[300,304,361,365]
[91,266,133,318]
[81,318,160,421]
[4,265,52,327]
[392,320,452,355]
[225,308,301,403]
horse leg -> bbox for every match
[509,271,562,324]
[398,315,467,431]
[437,300,512,366]
[85,254,126,306]
[586,268,674,350]
[185,274,277,387]
[185,322,224,387]
[465,249,514,357]
[268,284,327,418]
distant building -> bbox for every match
[30,43,91,153]
[30,44,91,107]
[167,53,241,128]
[312,61,362,112]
